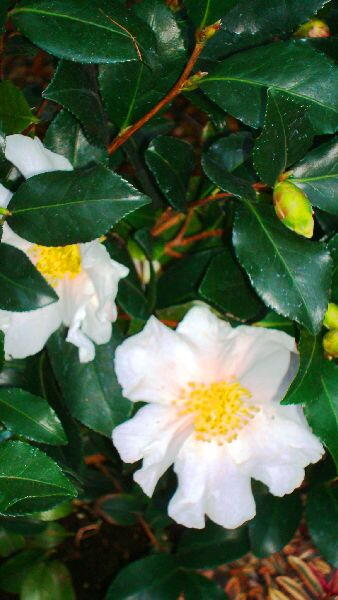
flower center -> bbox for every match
[179,380,260,443]
[30,244,82,284]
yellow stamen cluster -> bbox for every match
[30,244,82,285]
[179,380,259,444]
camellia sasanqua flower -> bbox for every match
[112,306,324,529]
[0,134,129,362]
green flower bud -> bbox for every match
[273,181,314,238]
[323,329,338,358]
[295,19,330,39]
[323,303,338,330]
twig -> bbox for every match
[108,41,205,154]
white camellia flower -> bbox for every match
[0,134,129,362]
[113,306,324,529]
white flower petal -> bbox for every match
[176,306,236,380]
[169,437,256,529]
[0,303,62,359]
[1,222,32,254]
[81,241,129,324]
[113,404,191,496]
[0,183,12,208]
[114,317,199,404]
[5,135,72,178]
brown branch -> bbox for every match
[108,41,205,154]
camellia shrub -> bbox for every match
[0,0,337,598]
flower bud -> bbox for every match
[323,329,338,358]
[197,20,222,43]
[273,181,314,238]
[323,303,338,330]
[295,19,330,38]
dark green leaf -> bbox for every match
[282,331,323,405]
[201,41,338,133]
[157,248,221,308]
[31,522,68,549]
[106,555,181,600]
[21,560,75,600]
[45,109,108,168]
[48,326,131,437]
[182,572,226,600]
[291,137,338,216]
[329,234,338,301]
[233,201,332,333]
[199,249,263,319]
[8,165,150,246]
[185,0,235,27]
[0,2,9,34]
[43,61,107,147]
[307,484,338,567]
[0,441,77,515]
[202,135,255,199]
[0,243,58,311]
[99,494,145,526]
[177,521,250,569]
[253,89,314,186]
[145,136,195,211]
[0,550,43,594]
[99,0,186,130]
[249,490,302,557]
[253,310,295,335]
[11,0,155,64]
[0,80,38,134]
[202,0,330,62]
[0,387,67,445]
[304,360,338,468]
[0,528,25,557]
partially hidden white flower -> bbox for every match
[112,306,324,529]
[0,134,129,363]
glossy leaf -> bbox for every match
[329,234,338,301]
[202,135,255,199]
[304,360,338,467]
[202,0,330,62]
[282,331,323,404]
[185,0,235,27]
[291,137,338,216]
[0,441,77,515]
[145,136,195,211]
[199,249,263,319]
[45,109,108,168]
[177,521,250,569]
[48,326,131,437]
[0,243,58,311]
[106,554,181,600]
[0,550,43,594]
[11,0,155,64]
[21,560,75,600]
[99,0,186,130]
[8,165,150,246]
[182,572,226,600]
[98,494,145,526]
[0,80,38,134]
[253,89,314,186]
[307,484,338,567]
[233,201,332,333]
[44,61,107,147]
[157,248,221,308]
[0,387,67,445]
[201,41,338,133]
[249,490,302,557]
